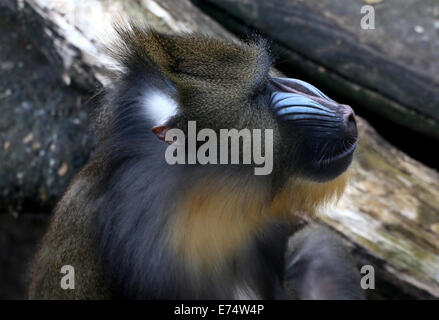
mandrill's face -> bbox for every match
[131,30,358,182]
[267,77,358,182]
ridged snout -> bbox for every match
[269,78,358,141]
[269,77,358,180]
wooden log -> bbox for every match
[10,0,439,298]
[320,118,439,298]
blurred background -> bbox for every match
[0,0,438,299]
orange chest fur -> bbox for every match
[169,172,348,271]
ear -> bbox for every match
[151,124,174,144]
[143,90,180,143]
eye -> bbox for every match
[252,79,269,99]
[250,84,271,108]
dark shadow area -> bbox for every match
[0,213,49,299]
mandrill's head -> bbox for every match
[110,26,358,213]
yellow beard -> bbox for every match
[169,171,349,276]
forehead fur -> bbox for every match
[112,26,272,129]
[114,26,270,89]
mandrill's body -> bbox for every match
[29,26,362,299]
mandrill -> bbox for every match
[28,25,362,299]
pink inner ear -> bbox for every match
[152,125,173,144]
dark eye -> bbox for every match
[250,82,271,108]
[252,80,269,98]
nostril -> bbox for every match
[342,105,357,137]
[347,112,356,126]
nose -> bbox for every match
[341,105,357,138]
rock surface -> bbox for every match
[0,0,97,212]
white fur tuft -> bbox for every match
[142,90,178,124]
